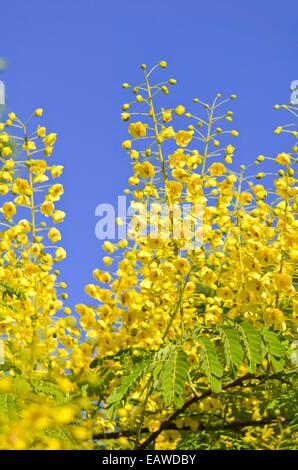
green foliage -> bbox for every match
[219,325,244,370]
[106,360,151,406]
[236,321,262,373]
[261,327,284,372]
[102,320,288,414]
[198,337,223,393]
[31,379,66,404]
[161,349,188,407]
[0,393,17,420]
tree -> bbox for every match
[0,61,297,450]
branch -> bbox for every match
[137,371,288,450]
[93,418,280,441]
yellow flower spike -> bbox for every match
[0,63,297,452]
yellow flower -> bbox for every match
[22,140,36,151]
[35,108,43,117]
[37,126,46,137]
[102,241,115,254]
[1,201,16,218]
[209,162,226,176]
[166,181,183,201]
[2,146,12,157]
[275,152,291,165]
[12,178,31,195]
[139,161,155,179]
[0,184,9,195]
[175,130,193,148]
[41,201,54,216]
[122,140,132,150]
[128,122,147,138]
[159,126,175,141]
[161,108,172,123]
[225,144,235,155]
[159,60,167,68]
[51,165,64,178]
[52,210,65,223]
[55,247,67,260]
[47,184,64,201]
[43,133,57,146]
[8,112,16,121]
[53,406,75,424]
[44,146,53,156]
[175,105,185,116]
[103,256,113,266]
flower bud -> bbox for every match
[159,61,167,68]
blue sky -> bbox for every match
[0,0,297,307]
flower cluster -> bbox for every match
[0,62,297,450]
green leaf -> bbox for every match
[199,337,223,392]
[44,426,78,450]
[161,348,188,407]
[31,379,66,404]
[261,329,285,372]
[237,322,262,373]
[220,326,244,370]
[106,360,150,405]
[0,393,17,420]
[261,329,283,358]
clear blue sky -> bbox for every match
[1,0,297,307]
